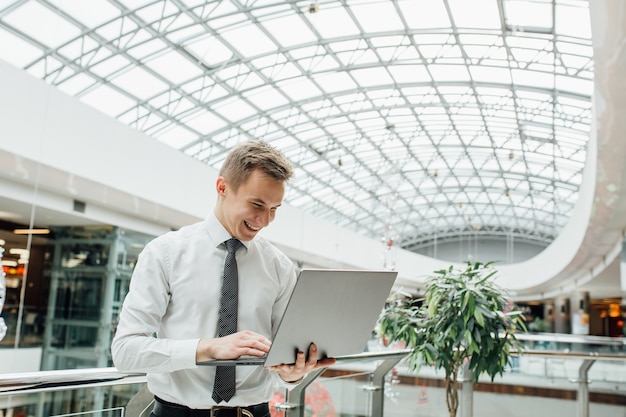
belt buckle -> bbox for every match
[210,406,254,417]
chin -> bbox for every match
[240,228,259,240]
[246,230,260,239]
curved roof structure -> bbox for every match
[0,0,593,257]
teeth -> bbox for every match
[245,221,260,231]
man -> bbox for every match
[112,141,335,416]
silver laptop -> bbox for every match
[197,268,397,367]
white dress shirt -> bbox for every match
[111,212,297,408]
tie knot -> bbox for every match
[225,238,242,254]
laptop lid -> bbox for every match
[198,268,397,367]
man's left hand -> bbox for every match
[265,343,336,383]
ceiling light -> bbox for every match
[0,239,5,245]
[1,260,17,267]
[13,228,50,235]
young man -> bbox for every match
[112,141,334,416]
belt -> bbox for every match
[153,396,270,417]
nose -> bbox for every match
[258,209,272,227]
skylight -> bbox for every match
[0,0,593,259]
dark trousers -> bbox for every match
[151,396,270,417]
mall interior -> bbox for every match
[0,0,625,416]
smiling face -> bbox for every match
[214,168,285,241]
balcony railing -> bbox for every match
[0,334,625,417]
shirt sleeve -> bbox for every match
[111,239,198,373]
[270,252,298,337]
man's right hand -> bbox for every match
[195,330,271,363]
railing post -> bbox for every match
[366,357,404,417]
[577,359,595,417]
[277,368,327,417]
[36,391,46,417]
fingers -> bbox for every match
[233,331,271,355]
[199,331,271,361]
[241,332,271,352]
[292,343,332,368]
[292,343,319,364]
[267,343,336,383]
[305,343,318,366]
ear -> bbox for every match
[216,177,227,197]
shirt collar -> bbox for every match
[205,211,250,251]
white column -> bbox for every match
[571,291,590,335]
[554,297,570,334]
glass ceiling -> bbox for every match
[0,0,593,255]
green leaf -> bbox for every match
[473,308,485,327]
[467,293,475,316]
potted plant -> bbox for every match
[378,261,526,417]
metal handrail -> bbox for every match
[0,349,624,396]
[0,348,624,417]
[514,349,626,360]
[0,351,415,396]
[0,367,146,395]
[515,332,625,347]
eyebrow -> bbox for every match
[250,198,282,209]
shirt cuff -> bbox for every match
[171,338,201,369]
[271,371,307,389]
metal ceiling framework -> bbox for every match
[0,0,593,257]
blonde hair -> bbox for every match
[219,141,293,191]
